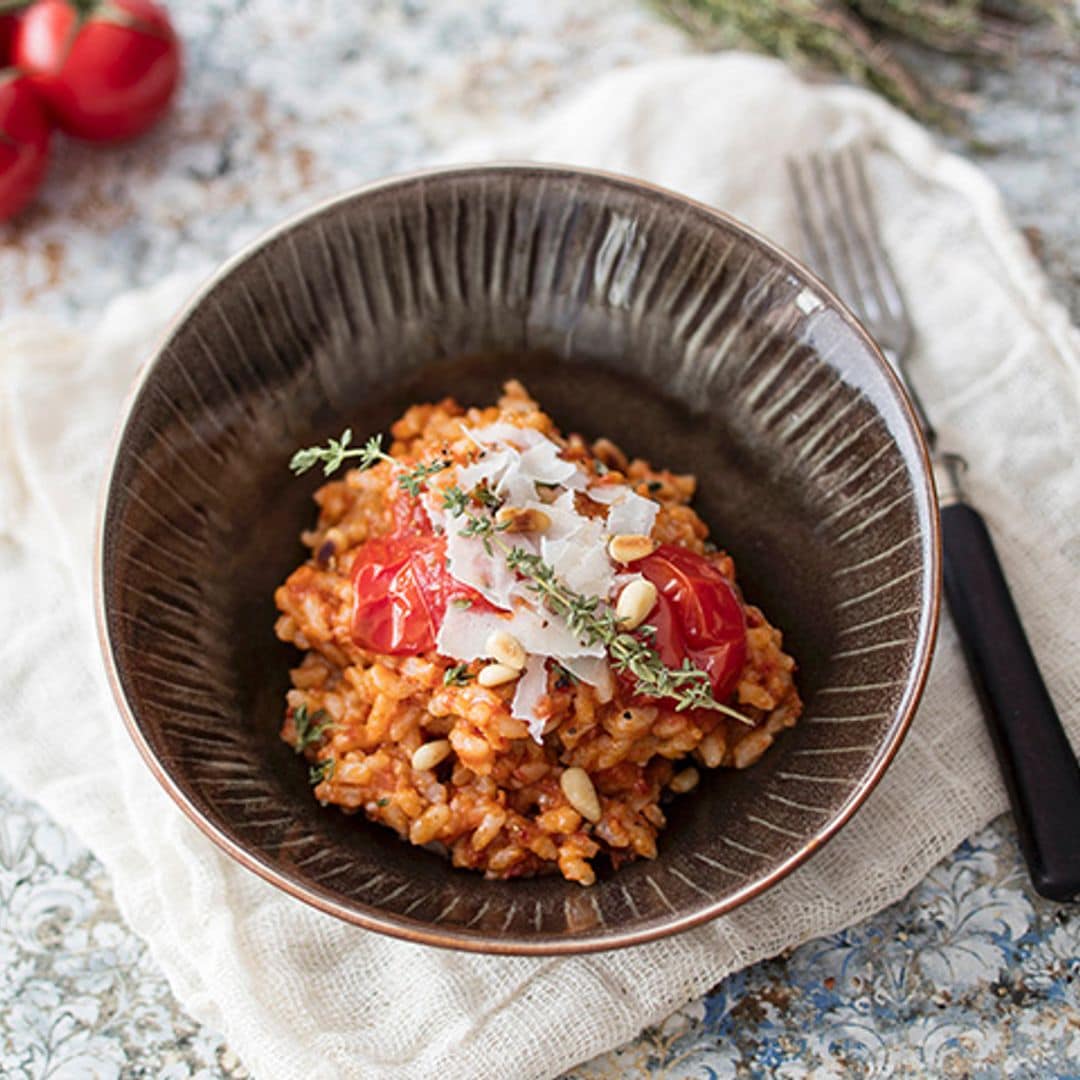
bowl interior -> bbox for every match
[99,165,938,952]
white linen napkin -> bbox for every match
[1,54,1078,1080]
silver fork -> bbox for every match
[789,148,1080,903]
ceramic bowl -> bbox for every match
[96,164,940,953]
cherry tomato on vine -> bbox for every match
[14,0,181,143]
[629,543,748,703]
[0,70,51,222]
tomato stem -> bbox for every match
[0,0,33,13]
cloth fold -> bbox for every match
[1,54,1078,1080]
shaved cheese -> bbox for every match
[467,422,546,451]
[437,604,604,663]
[607,490,659,537]
[456,448,512,493]
[525,489,580,541]
[587,483,660,538]
[558,656,615,702]
[428,425,663,742]
[541,516,614,599]
[444,528,524,609]
[517,441,579,486]
[511,655,551,742]
[584,485,623,504]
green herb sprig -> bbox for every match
[398,459,450,497]
[289,429,449,495]
[443,663,473,686]
[439,485,511,554]
[290,429,390,477]
[440,485,470,517]
[309,759,335,785]
[291,704,332,752]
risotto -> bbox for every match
[275,381,801,885]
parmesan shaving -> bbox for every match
[511,655,551,742]
[436,604,604,664]
[607,490,659,537]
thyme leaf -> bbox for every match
[291,704,332,752]
[309,759,335,785]
[398,458,449,497]
[443,663,473,686]
[440,485,470,517]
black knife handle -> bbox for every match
[941,501,1080,902]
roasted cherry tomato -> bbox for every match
[0,70,52,222]
[14,0,181,143]
[630,543,747,703]
[389,479,436,538]
[0,16,21,64]
[351,534,492,655]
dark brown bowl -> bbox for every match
[95,164,940,954]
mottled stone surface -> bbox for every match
[1,2,1077,1077]
[2,771,1077,1079]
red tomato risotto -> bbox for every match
[275,382,801,885]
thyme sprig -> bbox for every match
[289,429,449,494]
[440,484,510,554]
[290,429,390,477]
[436,482,750,722]
[398,459,450,497]
[440,485,470,517]
[291,704,332,752]
[504,548,751,723]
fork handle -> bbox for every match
[941,500,1080,902]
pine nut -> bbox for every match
[486,629,526,670]
[608,533,657,564]
[495,506,552,533]
[669,767,700,794]
[410,739,452,772]
[615,578,658,629]
[477,662,521,688]
[560,767,602,823]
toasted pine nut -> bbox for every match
[494,506,553,534]
[608,533,657,564]
[410,739,452,772]
[560,767,602,823]
[615,578,658,629]
[477,662,521,688]
[486,629,526,670]
[669,767,700,794]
